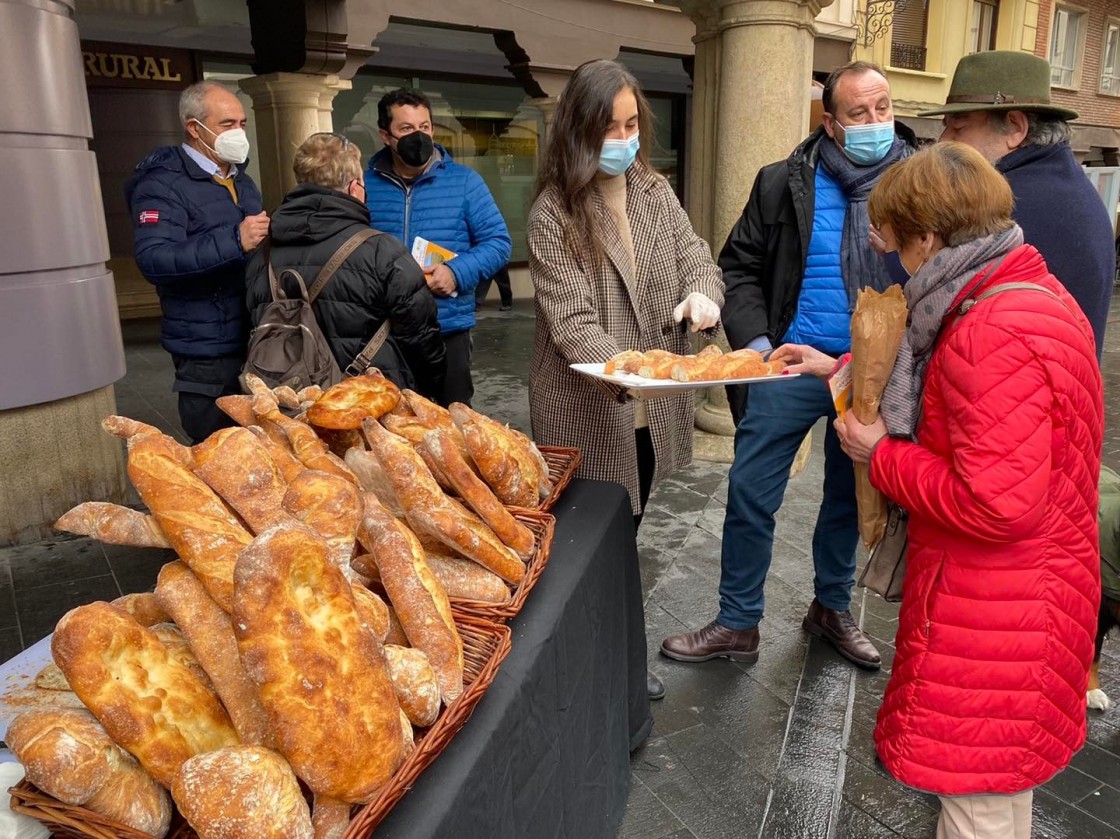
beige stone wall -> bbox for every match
[0,386,128,546]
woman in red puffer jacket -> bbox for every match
[781,142,1103,839]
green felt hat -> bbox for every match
[918,51,1079,120]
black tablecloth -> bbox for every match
[376,479,652,838]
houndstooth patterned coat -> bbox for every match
[527,164,724,515]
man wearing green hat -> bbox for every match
[920,50,1114,360]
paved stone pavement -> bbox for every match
[2,294,1119,838]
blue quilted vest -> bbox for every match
[782,166,851,354]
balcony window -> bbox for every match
[1102,21,1120,96]
[890,0,929,71]
[968,0,998,53]
[1050,6,1085,88]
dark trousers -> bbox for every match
[441,329,474,407]
[633,427,655,531]
[475,266,513,307]
[718,374,858,629]
[171,353,244,444]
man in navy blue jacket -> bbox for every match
[922,51,1115,360]
[125,81,268,442]
[364,88,512,406]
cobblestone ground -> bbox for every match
[2,296,1118,838]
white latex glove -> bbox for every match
[672,292,720,332]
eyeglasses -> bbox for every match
[310,131,353,151]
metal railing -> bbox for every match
[890,42,927,70]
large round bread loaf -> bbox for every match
[172,745,312,839]
[233,523,404,802]
[7,708,172,837]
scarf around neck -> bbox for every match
[816,133,914,310]
[879,225,1025,438]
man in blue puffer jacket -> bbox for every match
[125,81,268,442]
[365,88,512,406]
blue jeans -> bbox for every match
[718,374,858,630]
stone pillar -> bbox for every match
[239,73,352,211]
[678,0,825,466]
[530,97,559,138]
[0,0,128,545]
[712,0,823,249]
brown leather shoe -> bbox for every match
[802,598,881,670]
[660,620,759,663]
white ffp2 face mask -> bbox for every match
[195,121,251,165]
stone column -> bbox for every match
[530,97,559,138]
[239,72,352,211]
[0,0,128,545]
[678,0,825,467]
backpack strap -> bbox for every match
[308,228,381,303]
[345,320,392,378]
[263,237,287,302]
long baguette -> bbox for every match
[55,502,171,549]
[126,433,252,612]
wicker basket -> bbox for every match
[536,445,581,513]
[9,616,512,839]
[448,508,555,622]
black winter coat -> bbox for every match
[245,185,446,399]
[718,124,918,351]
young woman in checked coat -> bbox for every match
[526,59,723,528]
[527,60,723,703]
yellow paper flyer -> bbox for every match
[411,236,457,272]
[828,352,853,419]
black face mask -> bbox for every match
[393,131,434,168]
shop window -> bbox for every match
[334,74,542,263]
[1101,21,1120,96]
[890,0,929,71]
[1050,6,1085,88]
[968,0,999,54]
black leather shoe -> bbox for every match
[647,670,665,701]
[802,598,881,670]
[660,620,760,663]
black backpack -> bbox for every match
[242,229,389,391]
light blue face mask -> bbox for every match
[599,133,640,177]
[837,119,895,165]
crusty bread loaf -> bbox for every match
[352,584,391,642]
[155,561,271,746]
[246,424,307,483]
[54,502,171,548]
[216,395,258,427]
[102,415,182,448]
[173,746,313,839]
[234,524,404,802]
[273,385,302,410]
[282,470,362,576]
[312,425,365,458]
[345,448,405,517]
[150,622,214,691]
[385,602,409,647]
[254,398,358,484]
[111,592,172,627]
[363,418,525,585]
[399,707,415,757]
[358,496,464,704]
[401,390,472,461]
[51,602,239,788]
[353,549,511,604]
[34,662,70,691]
[311,795,351,839]
[192,427,294,535]
[420,428,535,559]
[7,708,172,837]
[383,644,441,727]
[448,404,550,507]
[603,349,645,376]
[126,432,253,612]
[306,368,401,430]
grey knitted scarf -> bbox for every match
[880,225,1024,438]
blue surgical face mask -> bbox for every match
[599,132,640,177]
[837,119,895,165]
[883,249,911,285]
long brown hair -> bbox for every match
[534,59,654,260]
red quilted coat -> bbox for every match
[870,244,1103,796]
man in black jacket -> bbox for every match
[921,51,1114,360]
[662,62,917,671]
[245,133,446,399]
